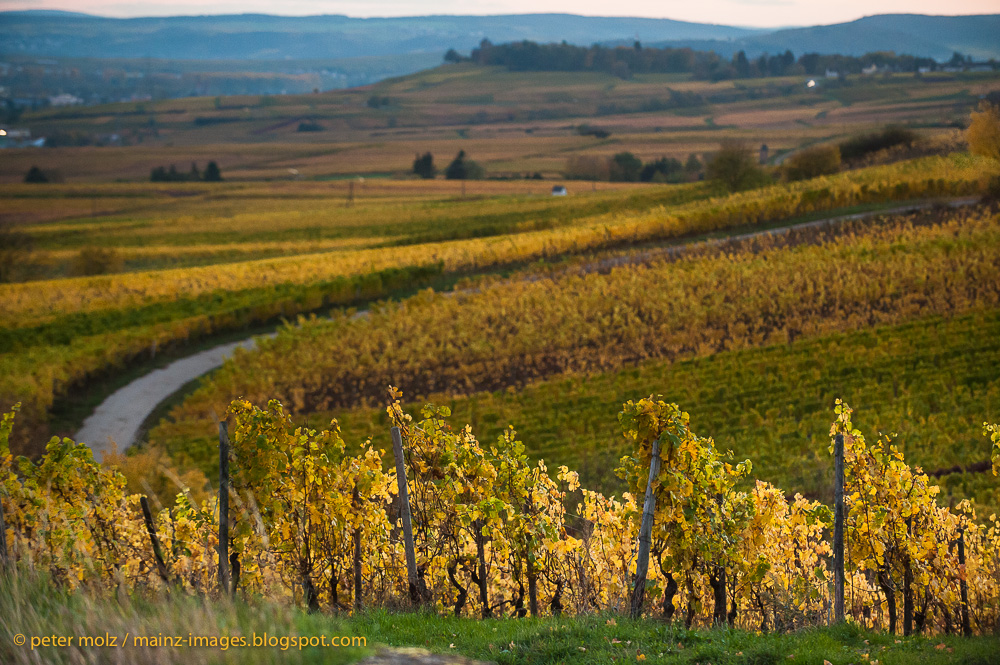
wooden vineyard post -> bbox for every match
[0,492,9,571]
[474,519,491,618]
[526,550,539,617]
[391,426,420,604]
[958,529,972,637]
[140,496,170,583]
[525,499,539,617]
[903,517,913,636]
[833,432,845,623]
[711,493,728,625]
[218,421,232,596]
[352,486,363,613]
[630,435,662,619]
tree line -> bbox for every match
[412,151,484,180]
[451,39,942,81]
[150,161,222,182]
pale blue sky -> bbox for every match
[0,0,996,28]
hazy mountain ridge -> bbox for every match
[2,11,997,62]
[0,12,760,60]
[744,14,1000,61]
[2,11,996,107]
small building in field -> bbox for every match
[48,93,84,107]
[551,185,567,196]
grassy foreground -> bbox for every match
[1,574,997,665]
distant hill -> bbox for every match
[645,14,1000,61]
[3,11,997,63]
[0,12,760,60]
[2,11,995,106]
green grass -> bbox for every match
[349,611,1000,665]
[2,572,996,665]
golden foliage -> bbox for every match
[967,102,1000,161]
[2,395,997,633]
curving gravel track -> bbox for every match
[74,197,980,460]
[76,336,273,461]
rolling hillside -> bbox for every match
[3,11,998,62]
[2,60,995,184]
[3,11,996,106]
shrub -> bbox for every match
[839,125,916,162]
[707,140,770,192]
[640,156,685,183]
[610,151,643,182]
[0,223,33,282]
[967,101,1000,161]
[782,144,842,181]
[564,155,611,181]
[70,247,124,276]
[576,124,610,138]
[444,150,485,180]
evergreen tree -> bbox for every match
[203,161,223,182]
[733,50,751,78]
[684,153,702,176]
[24,166,48,184]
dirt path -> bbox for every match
[75,197,979,460]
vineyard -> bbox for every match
[7,155,993,324]
[4,153,996,450]
[3,51,1000,665]
[2,388,999,637]
[253,308,1000,509]
[8,201,1000,656]
[151,203,1000,475]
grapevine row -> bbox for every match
[156,204,1000,457]
[2,155,995,448]
[1,394,997,635]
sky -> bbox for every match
[0,0,996,28]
